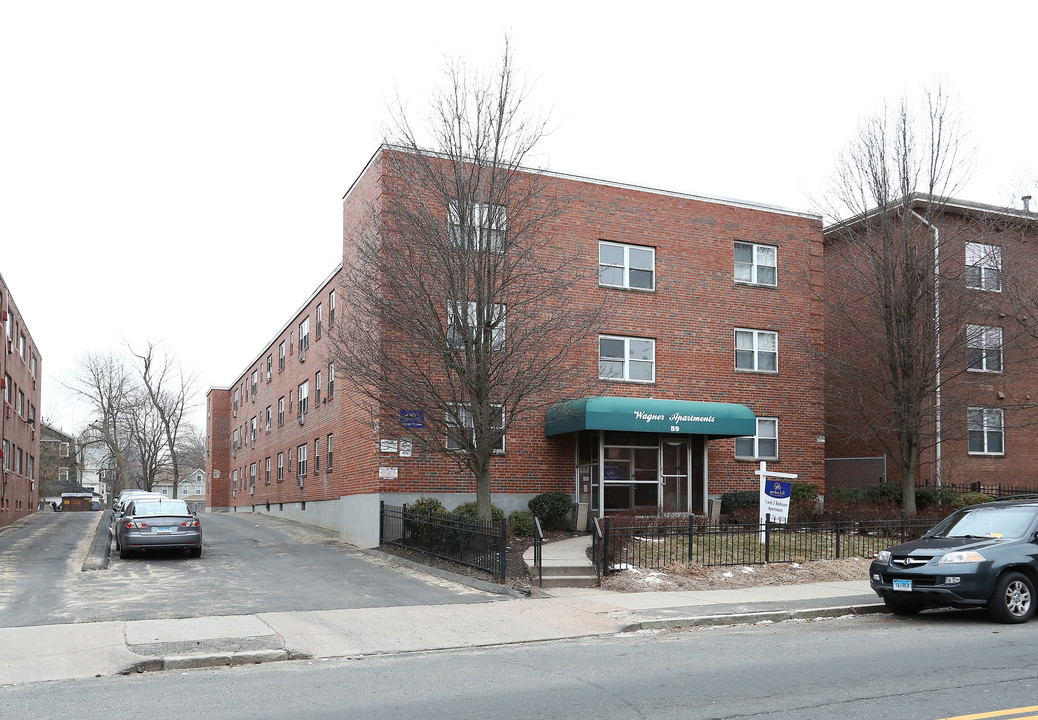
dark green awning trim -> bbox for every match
[545,396,756,438]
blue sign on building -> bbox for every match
[400,410,425,429]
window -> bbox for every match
[314,438,320,472]
[2,374,9,404]
[16,389,23,417]
[446,404,505,453]
[278,397,285,426]
[967,325,1003,372]
[297,444,308,477]
[59,466,68,483]
[298,381,309,415]
[250,463,257,487]
[316,303,323,339]
[448,301,506,349]
[315,371,322,405]
[299,317,310,353]
[449,201,506,251]
[735,418,779,460]
[265,406,272,432]
[277,452,284,482]
[18,333,25,359]
[279,341,286,370]
[250,417,257,444]
[232,428,239,451]
[233,388,239,413]
[328,364,334,399]
[265,457,271,484]
[734,241,777,286]
[329,290,335,325]
[965,242,1002,291]
[266,354,273,381]
[599,241,655,290]
[251,370,258,398]
[735,329,778,373]
[598,335,655,382]
[968,408,1004,455]
[232,469,238,491]
[327,433,333,470]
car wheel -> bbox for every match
[189,546,201,558]
[988,571,1035,623]
[884,596,924,616]
[119,546,132,560]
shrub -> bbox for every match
[404,497,450,547]
[528,492,573,531]
[914,487,959,511]
[790,483,819,502]
[720,490,759,516]
[953,492,995,509]
[508,509,535,536]
[452,501,504,523]
[829,487,863,504]
[864,482,902,506]
[408,496,446,515]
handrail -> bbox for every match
[591,516,603,583]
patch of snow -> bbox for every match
[740,566,755,574]
[722,571,734,578]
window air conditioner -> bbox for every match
[299,351,306,363]
[298,414,305,426]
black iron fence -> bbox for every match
[379,502,508,581]
[927,482,1038,498]
[592,513,936,576]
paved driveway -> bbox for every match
[0,511,498,628]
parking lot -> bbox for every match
[0,511,499,628]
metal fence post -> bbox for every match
[835,511,841,560]
[688,514,694,565]
[379,500,384,545]
[765,513,771,564]
[900,509,907,544]
[602,516,610,577]
[498,517,507,582]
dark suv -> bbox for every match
[869,498,1038,623]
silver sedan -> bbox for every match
[115,498,202,559]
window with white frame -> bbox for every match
[277,452,284,482]
[266,354,272,381]
[316,303,323,339]
[250,462,257,486]
[329,289,335,325]
[278,397,285,426]
[327,433,333,469]
[449,202,506,251]
[279,341,286,370]
[735,329,778,372]
[315,371,322,404]
[967,325,1003,372]
[965,243,1002,291]
[265,457,271,484]
[265,406,272,432]
[299,317,310,353]
[314,437,320,472]
[328,364,334,399]
[448,301,506,349]
[298,381,309,415]
[599,241,655,291]
[297,443,308,477]
[735,418,778,460]
[446,404,505,453]
[734,241,777,286]
[968,407,1004,455]
[251,370,258,397]
[599,335,655,382]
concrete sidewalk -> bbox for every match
[0,579,885,686]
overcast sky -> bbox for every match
[4,1,1038,437]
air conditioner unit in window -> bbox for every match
[298,477,304,488]
[299,351,306,363]
[266,371,271,381]
[298,413,305,425]
[249,486,254,495]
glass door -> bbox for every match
[661,439,690,513]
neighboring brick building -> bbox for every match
[207,147,827,546]
[823,196,1038,493]
[1,273,42,527]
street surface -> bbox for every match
[0,511,497,628]
[2,611,1036,719]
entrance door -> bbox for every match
[661,439,690,513]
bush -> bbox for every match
[403,497,452,548]
[408,496,446,515]
[508,509,534,536]
[452,501,504,523]
[829,487,863,504]
[528,492,573,531]
[790,483,819,502]
[720,490,759,516]
[864,482,902,506]
[953,492,995,509]
[914,487,959,511]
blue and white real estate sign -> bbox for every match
[756,461,797,529]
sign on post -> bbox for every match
[755,461,797,543]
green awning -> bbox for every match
[545,396,756,438]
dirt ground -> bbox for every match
[377,535,874,595]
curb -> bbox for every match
[625,603,890,631]
[120,649,310,675]
[82,510,112,572]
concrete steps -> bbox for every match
[523,536,598,588]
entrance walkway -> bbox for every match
[522,535,597,587]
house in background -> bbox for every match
[152,468,206,500]
[79,445,114,505]
[208,146,827,547]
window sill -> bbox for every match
[734,456,779,463]
[967,452,1005,457]
[966,368,1003,375]
[734,369,779,375]
[598,378,656,385]
[598,283,656,293]
[734,280,778,290]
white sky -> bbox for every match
[4,1,1038,437]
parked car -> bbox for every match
[112,491,163,519]
[869,498,1038,623]
[115,497,202,559]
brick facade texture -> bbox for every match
[1,273,42,528]
[208,147,827,514]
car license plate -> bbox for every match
[893,579,912,592]
[156,526,172,534]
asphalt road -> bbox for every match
[0,511,498,628]
[2,610,1037,719]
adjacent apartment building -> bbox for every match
[1,273,42,527]
[823,195,1038,492]
[207,146,827,546]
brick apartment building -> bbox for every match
[1,273,42,528]
[207,147,827,547]
[823,196,1038,493]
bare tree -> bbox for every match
[176,424,206,475]
[821,85,1038,514]
[330,43,603,521]
[131,342,195,499]
[125,385,169,491]
[65,352,136,496]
